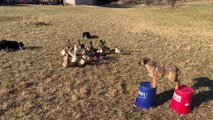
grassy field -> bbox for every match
[0,1,213,119]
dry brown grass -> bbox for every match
[0,1,213,119]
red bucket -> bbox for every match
[170,85,194,115]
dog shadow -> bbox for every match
[192,77,213,108]
[156,89,174,106]
[90,35,99,39]
[26,46,42,50]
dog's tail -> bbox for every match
[176,67,180,75]
[174,67,180,82]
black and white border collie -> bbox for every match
[0,40,25,51]
[82,32,91,39]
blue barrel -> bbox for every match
[136,82,156,109]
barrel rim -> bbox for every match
[175,85,194,95]
[139,82,156,90]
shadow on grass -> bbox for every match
[175,4,186,8]
[0,109,7,117]
[156,89,174,106]
[155,77,213,108]
[192,77,213,108]
[26,46,42,50]
[68,56,119,68]
[34,21,51,26]
[89,56,118,66]
[90,35,99,39]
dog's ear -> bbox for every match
[19,42,25,49]
[99,40,103,47]
[143,57,151,65]
[19,42,24,47]
[100,40,105,44]
[139,57,150,65]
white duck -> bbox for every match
[71,44,79,63]
[60,49,66,56]
[70,44,87,67]
[115,46,124,54]
[97,48,103,53]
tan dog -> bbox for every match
[139,57,180,89]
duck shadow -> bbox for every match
[90,56,118,66]
[72,56,118,68]
[192,77,213,109]
[156,89,174,106]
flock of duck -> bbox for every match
[60,32,124,67]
